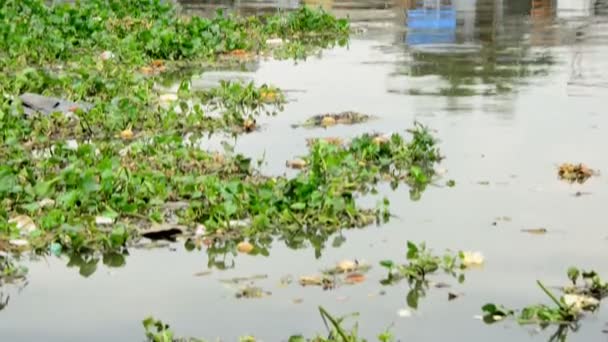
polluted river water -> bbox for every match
[2,0,608,340]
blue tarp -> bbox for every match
[406,6,456,45]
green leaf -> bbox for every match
[290,202,306,211]
[406,241,419,259]
[406,288,419,309]
[379,260,394,269]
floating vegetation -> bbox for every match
[558,163,595,184]
[564,267,608,301]
[293,111,373,128]
[0,254,27,287]
[0,1,376,264]
[481,268,608,336]
[143,307,395,342]
[298,260,372,289]
[379,241,473,309]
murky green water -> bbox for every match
[2,0,608,340]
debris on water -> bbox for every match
[100,50,115,60]
[461,251,484,268]
[243,118,256,132]
[9,239,28,247]
[140,224,185,240]
[336,260,358,273]
[194,224,206,237]
[279,275,293,287]
[324,260,371,275]
[221,274,268,284]
[521,228,548,235]
[558,163,595,183]
[286,158,307,169]
[266,38,285,46]
[573,191,592,197]
[8,215,37,234]
[435,168,448,176]
[65,139,79,150]
[321,116,336,127]
[448,292,460,301]
[158,93,178,107]
[293,111,372,128]
[562,294,599,313]
[140,59,166,75]
[235,285,270,299]
[299,275,335,290]
[193,271,212,277]
[95,216,114,226]
[38,198,55,208]
[49,242,62,256]
[292,298,303,304]
[492,216,511,226]
[344,273,366,284]
[432,282,451,289]
[397,308,412,318]
[120,128,134,140]
[305,137,344,147]
[19,92,91,117]
[237,241,254,254]
[446,179,456,187]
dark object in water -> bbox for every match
[18,93,91,117]
[140,225,185,241]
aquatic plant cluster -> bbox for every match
[0,0,441,267]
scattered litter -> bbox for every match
[558,163,595,183]
[521,228,547,235]
[397,309,412,317]
[279,275,293,287]
[563,294,599,313]
[100,50,115,60]
[299,275,335,290]
[120,128,134,140]
[9,239,29,247]
[38,198,55,208]
[305,137,344,147]
[95,216,114,226]
[461,251,484,268]
[235,285,270,299]
[448,292,460,301]
[344,273,366,284]
[220,274,268,284]
[286,158,307,169]
[293,111,372,128]
[237,241,254,254]
[266,38,284,46]
[8,215,37,234]
[243,118,256,132]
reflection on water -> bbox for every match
[392,0,558,97]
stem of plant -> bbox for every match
[537,280,567,311]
